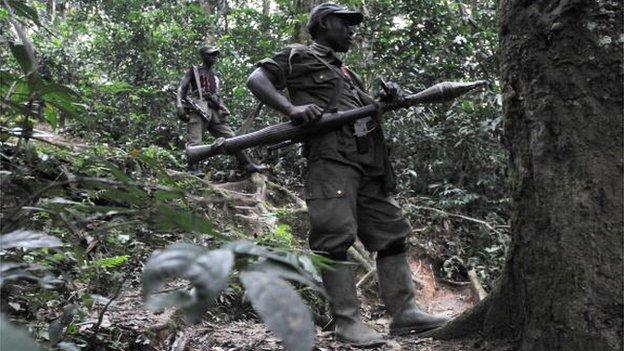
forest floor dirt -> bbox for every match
[83,255,509,351]
[34,126,510,351]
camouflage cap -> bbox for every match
[306,3,363,34]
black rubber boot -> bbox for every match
[377,253,450,335]
[321,263,386,347]
[235,151,267,174]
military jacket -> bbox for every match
[258,42,389,178]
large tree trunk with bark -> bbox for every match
[428,1,623,350]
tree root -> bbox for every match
[421,291,489,340]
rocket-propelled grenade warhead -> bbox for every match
[383,80,488,111]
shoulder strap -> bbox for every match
[287,44,307,75]
[344,66,375,105]
[192,65,204,102]
[307,50,345,112]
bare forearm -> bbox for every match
[246,68,293,116]
[247,67,322,125]
[176,73,192,107]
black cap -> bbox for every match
[199,46,220,55]
[306,3,363,34]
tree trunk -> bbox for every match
[47,0,56,21]
[198,0,215,15]
[291,0,321,44]
[262,0,270,16]
[428,1,623,350]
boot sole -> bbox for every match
[336,336,387,348]
[389,322,446,336]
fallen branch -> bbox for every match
[266,180,307,210]
[413,205,506,236]
[89,277,126,344]
[348,247,374,272]
[356,268,376,289]
[0,127,73,149]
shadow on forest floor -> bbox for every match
[83,255,510,351]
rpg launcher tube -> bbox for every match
[186,80,486,164]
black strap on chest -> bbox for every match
[308,50,375,154]
[192,65,204,102]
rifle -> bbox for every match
[187,80,486,164]
[181,96,211,123]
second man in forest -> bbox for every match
[176,46,266,176]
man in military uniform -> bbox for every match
[176,46,265,175]
[247,3,448,347]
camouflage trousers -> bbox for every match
[187,101,235,146]
[305,159,412,255]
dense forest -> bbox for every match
[1,1,621,351]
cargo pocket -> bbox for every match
[305,178,356,253]
[304,179,347,200]
[311,70,338,89]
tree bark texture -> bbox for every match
[291,0,322,44]
[430,1,623,350]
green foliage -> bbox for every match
[240,271,315,351]
[142,240,318,351]
[92,255,129,268]
[259,222,295,248]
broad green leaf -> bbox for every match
[43,105,58,129]
[142,244,233,297]
[0,262,60,289]
[184,248,234,297]
[247,260,324,295]
[145,290,193,312]
[227,240,311,275]
[0,230,63,250]
[101,187,147,206]
[240,271,315,351]
[0,315,41,351]
[142,243,206,295]
[154,204,214,235]
[154,189,184,201]
[143,244,234,322]
[37,82,78,97]
[0,262,37,287]
[100,161,133,183]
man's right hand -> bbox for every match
[287,104,323,126]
